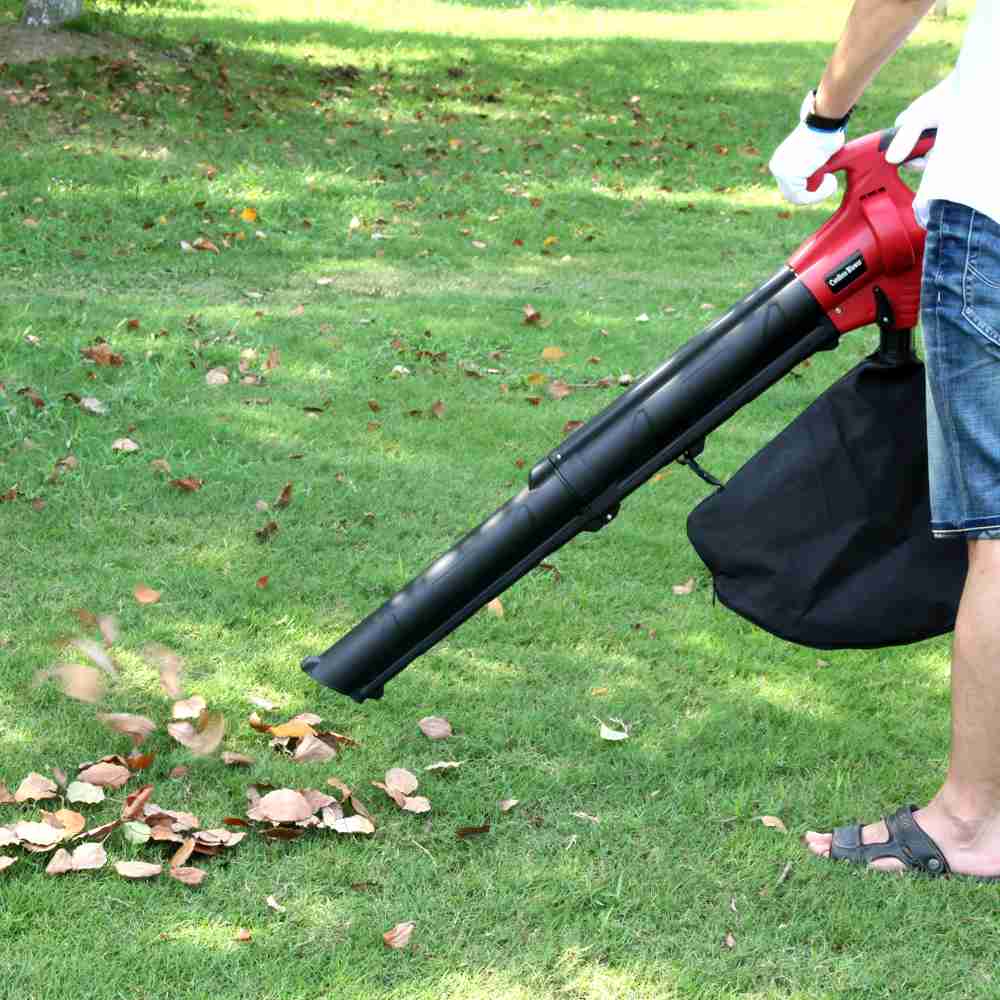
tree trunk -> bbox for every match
[21,0,84,28]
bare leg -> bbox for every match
[805,538,1000,875]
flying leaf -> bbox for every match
[98,713,157,747]
[221,752,256,767]
[167,713,225,756]
[383,922,416,950]
[141,643,184,697]
[115,861,162,879]
[418,716,453,740]
[43,664,104,703]
[68,638,116,676]
[172,696,206,720]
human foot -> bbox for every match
[804,802,1000,878]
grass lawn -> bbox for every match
[1,1,994,998]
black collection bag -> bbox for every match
[687,353,967,649]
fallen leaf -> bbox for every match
[121,784,154,821]
[253,789,313,823]
[424,761,461,773]
[431,400,446,419]
[79,396,107,416]
[170,477,204,492]
[235,928,252,942]
[14,821,63,847]
[265,895,286,913]
[672,578,696,596]
[221,752,256,767]
[46,848,74,875]
[170,866,206,886]
[47,809,85,840]
[541,346,566,361]
[274,482,293,508]
[76,761,131,789]
[122,821,152,845]
[292,733,337,764]
[68,638,116,676]
[456,821,491,839]
[112,437,140,453]
[269,720,315,740]
[401,796,431,814]
[0,856,17,872]
[115,861,162,879]
[240,207,258,223]
[66,781,104,804]
[385,769,419,796]
[332,815,375,835]
[205,367,230,386]
[256,576,269,589]
[192,237,220,254]
[572,811,600,824]
[522,304,542,325]
[383,922,415,950]
[14,773,58,803]
[486,598,504,618]
[499,799,520,813]
[256,521,279,542]
[547,380,571,401]
[598,720,630,742]
[756,815,788,834]
[723,931,736,949]
[418,716,452,740]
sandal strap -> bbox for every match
[829,805,949,874]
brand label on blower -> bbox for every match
[825,251,867,294]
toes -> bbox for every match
[803,831,833,858]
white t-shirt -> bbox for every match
[915,0,999,226]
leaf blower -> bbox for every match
[302,127,967,704]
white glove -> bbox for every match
[769,90,846,206]
[884,72,956,168]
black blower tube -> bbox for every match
[302,267,835,702]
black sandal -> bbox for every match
[829,805,950,875]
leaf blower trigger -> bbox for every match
[302,127,941,703]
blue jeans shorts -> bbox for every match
[922,199,1000,541]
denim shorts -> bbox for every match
[922,199,1000,540]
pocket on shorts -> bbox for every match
[962,210,1000,348]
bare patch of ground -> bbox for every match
[0,23,129,64]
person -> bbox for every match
[769,0,1000,877]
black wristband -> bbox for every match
[804,90,854,132]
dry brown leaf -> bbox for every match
[499,799,520,813]
[418,716,453,740]
[44,663,105,703]
[126,751,156,772]
[170,477,204,492]
[385,769,419,796]
[547,380,571,401]
[292,734,337,764]
[66,781,104,804]
[253,789,314,824]
[672,577,696,596]
[205,367,229,386]
[487,598,504,618]
[221,752,256,767]
[172,696,207,720]
[170,866,206,886]
[456,821,491,839]
[97,614,119,645]
[235,928,252,942]
[112,438,140,453]
[98,713,157,747]
[274,482,293,508]
[121,785,154,821]
[171,838,196,868]
[542,346,566,361]
[14,821,63,847]
[0,856,17,873]
[372,782,406,808]
[133,584,161,605]
[756,815,788,833]
[48,809,86,840]
[14,773,58,803]
[0,784,14,805]
[522,304,542,325]
[115,861,162,879]
[383,921,415,950]
[46,848,74,875]
[723,931,737,950]
[77,762,131,789]
[326,777,352,800]
[69,842,107,871]
[401,796,431,814]
[192,237,220,254]
[269,720,315,740]
[332,815,375,835]
[80,819,121,842]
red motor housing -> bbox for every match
[789,128,935,334]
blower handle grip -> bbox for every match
[805,127,937,193]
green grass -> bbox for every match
[0,1,993,998]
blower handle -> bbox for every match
[805,127,937,193]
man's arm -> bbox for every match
[815,0,937,118]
